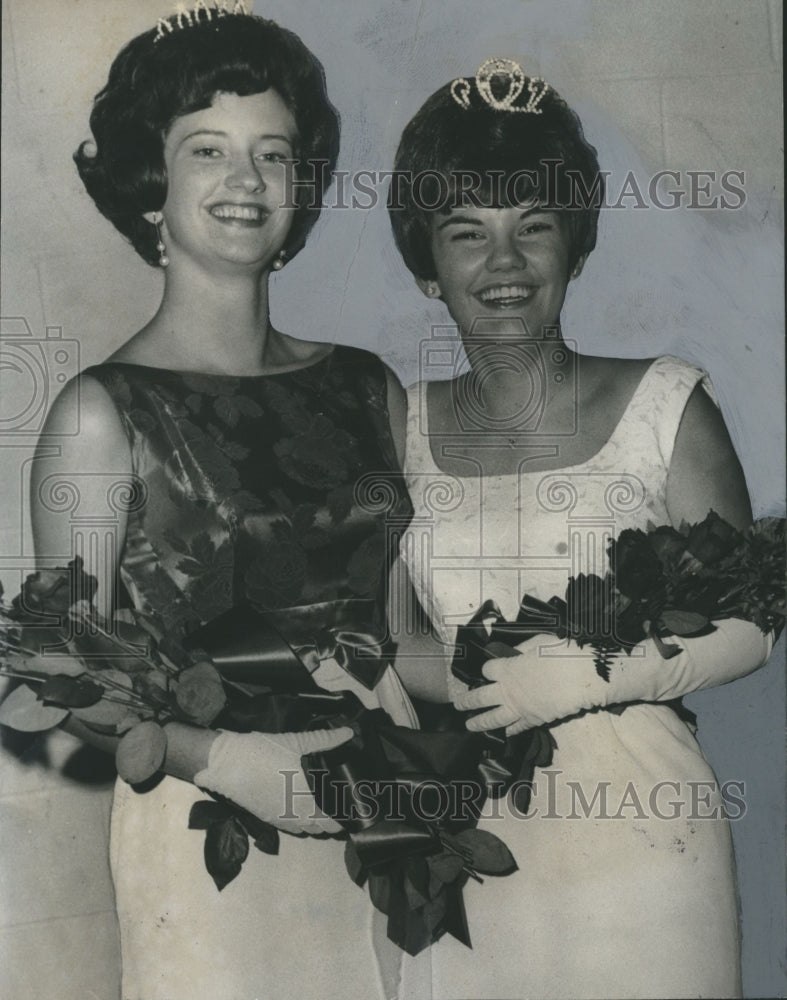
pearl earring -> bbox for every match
[271,250,287,271]
[152,213,169,268]
[427,282,439,297]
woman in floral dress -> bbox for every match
[30,9,412,999]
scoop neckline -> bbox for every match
[98,344,335,379]
[417,355,663,480]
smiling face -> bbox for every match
[154,90,298,273]
[421,204,585,343]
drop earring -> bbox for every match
[153,213,169,268]
[271,250,287,271]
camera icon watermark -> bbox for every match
[0,318,80,436]
[417,318,579,443]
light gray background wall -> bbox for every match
[1,1,784,997]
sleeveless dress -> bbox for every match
[396,356,741,1000]
[87,347,413,1000]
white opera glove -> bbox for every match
[454,618,774,736]
[194,727,353,835]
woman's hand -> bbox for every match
[194,727,354,835]
[453,635,601,735]
[453,620,774,736]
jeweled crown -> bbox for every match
[154,1,249,43]
[450,58,549,114]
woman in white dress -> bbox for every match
[386,61,774,999]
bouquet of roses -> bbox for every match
[3,512,781,952]
[449,512,784,800]
[0,557,229,781]
[455,511,785,687]
[0,560,519,956]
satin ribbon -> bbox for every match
[451,594,570,690]
[305,709,479,954]
[183,599,388,692]
[448,596,560,814]
[183,601,531,955]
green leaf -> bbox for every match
[510,776,535,816]
[344,839,366,887]
[420,890,449,935]
[113,620,156,652]
[115,721,167,784]
[70,669,140,729]
[403,856,432,909]
[368,871,392,915]
[187,532,214,567]
[227,801,280,853]
[18,652,85,678]
[251,823,279,856]
[204,817,249,891]
[73,702,143,731]
[454,828,518,876]
[18,625,70,655]
[189,799,233,830]
[132,673,172,711]
[163,529,190,555]
[660,609,710,635]
[176,557,204,578]
[0,683,68,731]
[68,631,149,673]
[426,851,464,885]
[326,485,355,524]
[521,726,556,767]
[38,675,104,708]
[128,611,167,643]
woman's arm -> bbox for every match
[31,375,132,619]
[383,367,454,702]
[30,375,219,774]
[28,375,347,827]
[456,619,773,734]
[666,381,752,529]
[387,556,452,702]
[456,379,772,732]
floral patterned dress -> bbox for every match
[86,347,411,1000]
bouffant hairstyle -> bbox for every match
[74,14,340,266]
[388,72,603,280]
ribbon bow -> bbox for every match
[184,600,388,693]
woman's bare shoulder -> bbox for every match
[32,376,131,510]
[579,354,656,408]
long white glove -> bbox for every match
[195,727,353,835]
[454,619,774,735]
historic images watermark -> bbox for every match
[278,770,747,824]
[280,165,747,212]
